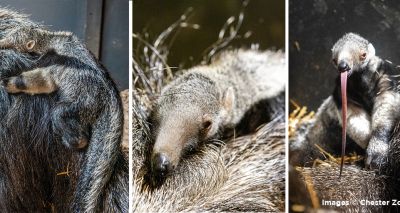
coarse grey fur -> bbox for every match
[290,164,400,212]
[290,33,400,172]
[150,49,285,179]
[0,8,126,212]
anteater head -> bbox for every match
[0,27,72,55]
[150,83,235,181]
[331,33,375,75]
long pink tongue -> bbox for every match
[339,71,347,178]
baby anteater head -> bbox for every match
[0,26,72,54]
[150,73,235,181]
[331,33,375,75]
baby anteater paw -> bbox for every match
[60,128,89,150]
[52,117,90,150]
[365,138,389,172]
[0,76,26,94]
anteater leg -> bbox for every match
[0,68,57,95]
[366,91,400,170]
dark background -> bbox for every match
[132,0,285,69]
[0,0,129,90]
[289,0,400,110]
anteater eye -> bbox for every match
[202,120,212,130]
[332,58,338,65]
[361,53,367,59]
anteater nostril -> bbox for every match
[338,61,349,72]
[152,153,171,176]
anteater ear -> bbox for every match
[26,40,36,50]
[222,87,235,114]
[368,43,375,57]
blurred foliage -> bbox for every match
[132,0,284,69]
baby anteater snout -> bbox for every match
[152,153,172,177]
[338,61,350,72]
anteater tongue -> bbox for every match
[339,71,348,178]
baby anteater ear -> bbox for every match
[26,40,36,50]
[367,43,375,57]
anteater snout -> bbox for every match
[152,153,172,177]
[338,61,350,72]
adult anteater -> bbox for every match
[0,8,127,212]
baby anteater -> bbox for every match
[0,27,70,54]
[291,33,400,174]
[0,27,92,149]
[150,49,285,181]
[0,24,123,212]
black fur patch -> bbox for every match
[14,77,26,90]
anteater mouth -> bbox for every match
[339,71,348,178]
[338,66,351,75]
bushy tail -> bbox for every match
[73,88,124,212]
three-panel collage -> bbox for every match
[1,0,400,212]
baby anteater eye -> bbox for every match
[360,52,367,60]
[201,114,213,132]
[202,120,212,130]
